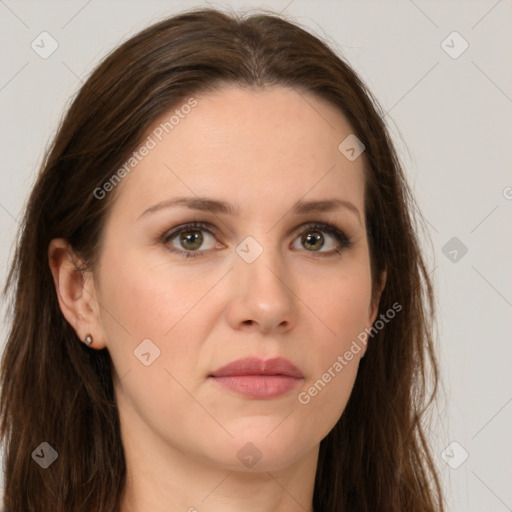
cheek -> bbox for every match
[96,247,225,382]
[99,246,208,336]
[295,258,372,421]
[310,258,373,349]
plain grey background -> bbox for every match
[1,1,511,510]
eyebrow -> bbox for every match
[137,196,362,224]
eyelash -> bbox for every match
[160,221,352,259]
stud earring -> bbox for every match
[83,334,93,346]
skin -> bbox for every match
[49,85,385,512]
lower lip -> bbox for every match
[209,375,302,399]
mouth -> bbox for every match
[208,356,304,399]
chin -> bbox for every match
[207,433,310,473]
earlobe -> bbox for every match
[48,238,104,348]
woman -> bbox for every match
[0,7,444,512]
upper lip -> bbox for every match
[209,357,304,378]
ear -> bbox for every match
[48,238,106,349]
[362,268,388,357]
[369,268,387,325]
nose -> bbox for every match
[225,239,297,335]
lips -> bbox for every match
[208,357,304,399]
[209,356,304,378]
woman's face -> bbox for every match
[91,85,382,472]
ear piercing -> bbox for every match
[83,334,93,346]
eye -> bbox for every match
[291,222,351,257]
[161,221,218,259]
[160,221,351,259]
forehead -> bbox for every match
[108,85,366,220]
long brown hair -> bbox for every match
[1,7,444,511]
